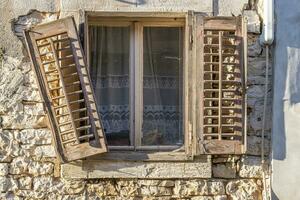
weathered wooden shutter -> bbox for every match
[24,17,107,162]
[197,16,247,154]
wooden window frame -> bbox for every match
[84,12,194,161]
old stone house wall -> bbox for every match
[0,0,271,199]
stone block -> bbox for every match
[0,163,9,176]
[34,145,56,158]
[174,180,208,196]
[9,157,30,174]
[0,130,21,162]
[238,156,263,178]
[140,186,173,196]
[207,180,225,195]
[226,179,262,200]
[87,181,118,197]
[243,10,261,33]
[18,176,32,190]
[28,161,54,176]
[213,163,236,178]
[16,129,52,145]
[0,177,18,192]
[247,136,270,156]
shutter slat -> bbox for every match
[24,17,107,162]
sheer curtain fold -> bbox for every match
[90,26,130,145]
[142,27,183,145]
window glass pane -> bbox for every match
[142,27,183,146]
[89,26,130,146]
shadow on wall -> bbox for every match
[116,0,146,6]
[273,48,300,162]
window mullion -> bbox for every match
[134,22,143,148]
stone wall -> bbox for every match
[0,0,271,199]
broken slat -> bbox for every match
[24,17,107,163]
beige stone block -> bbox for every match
[18,176,32,190]
[226,179,262,200]
[238,156,263,178]
[61,161,88,179]
[0,163,9,176]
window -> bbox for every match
[87,19,184,150]
[25,13,247,163]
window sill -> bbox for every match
[87,151,192,162]
[61,155,212,179]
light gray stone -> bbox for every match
[0,177,18,192]
[248,35,263,57]
[18,176,32,190]
[247,136,270,156]
[238,156,263,178]
[28,161,54,176]
[0,57,23,114]
[16,129,52,145]
[243,10,261,33]
[0,130,20,162]
[248,57,267,77]
[9,157,30,174]
[34,145,56,158]
[23,103,45,116]
[249,98,272,132]
[226,179,262,200]
[0,163,9,176]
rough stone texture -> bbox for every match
[243,10,261,34]
[247,135,270,156]
[0,130,20,162]
[18,176,32,190]
[213,163,236,179]
[64,160,212,179]
[16,129,52,145]
[0,0,270,199]
[174,180,208,197]
[238,156,263,178]
[0,177,18,192]
[34,145,56,158]
[226,179,262,200]
[0,163,9,175]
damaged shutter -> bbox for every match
[24,17,107,162]
[197,16,247,154]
